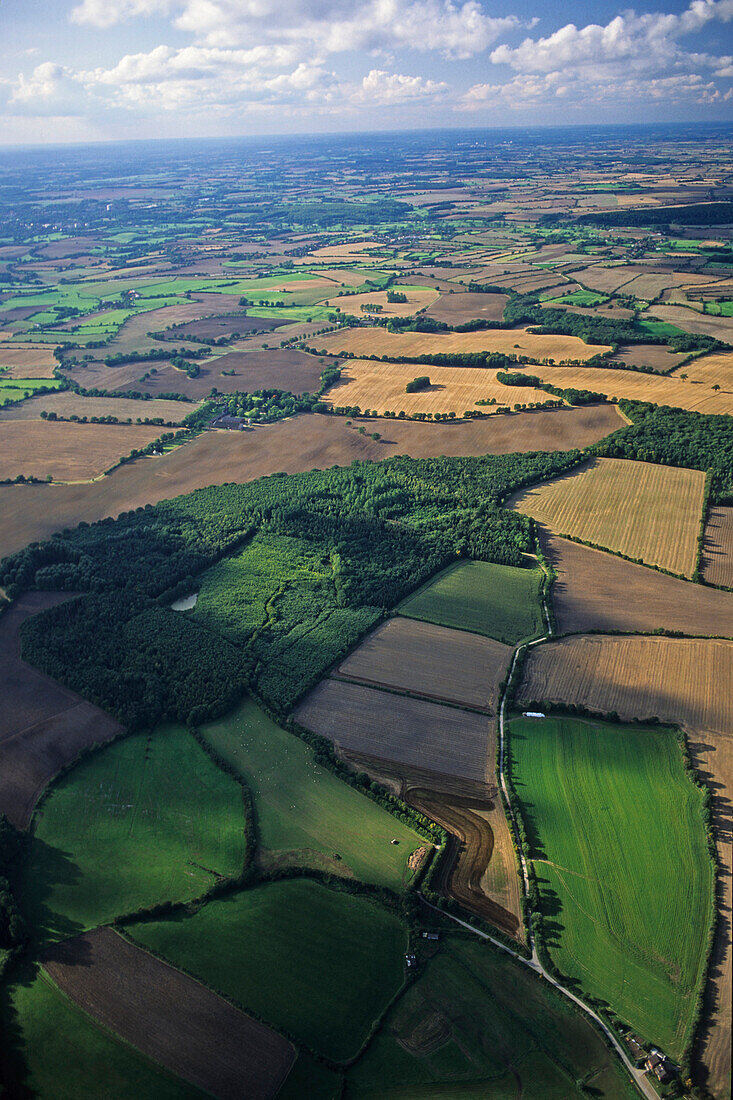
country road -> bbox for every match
[421,584,660,1100]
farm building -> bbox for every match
[644,1051,672,1083]
[213,414,251,430]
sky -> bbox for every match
[2,0,733,145]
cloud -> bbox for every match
[71,0,527,60]
[356,68,448,103]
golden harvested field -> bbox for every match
[0,421,166,481]
[335,617,511,713]
[317,326,610,363]
[529,363,733,415]
[294,679,492,785]
[703,506,733,589]
[43,927,296,1100]
[324,360,547,415]
[293,240,388,264]
[0,344,59,377]
[320,286,438,318]
[0,405,626,560]
[540,531,733,637]
[512,457,705,577]
[682,350,733,390]
[518,634,733,1098]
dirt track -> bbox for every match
[0,592,121,827]
[43,927,296,1100]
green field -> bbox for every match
[129,879,407,1062]
[2,967,202,1100]
[704,299,733,316]
[200,698,426,889]
[23,726,245,945]
[508,716,713,1058]
[542,290,609,307]
[398,560,544,644]
[346,938,635,1098]
[0,377,64,407]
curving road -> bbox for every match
[422,580,659,1100]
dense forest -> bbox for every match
[3,450,582,721]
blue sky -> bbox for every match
[2,0,733,144]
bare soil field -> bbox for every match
[0,345,59,376]
[0,405,625,559]
[647,303,733,342]
[608,342,688,372]
[162,314,289,340]
[424,291,509,324]
[334,617,511,713]
[409,789,523,940]
[0,421,166,481]
[323,360,547,416]
[513,457,705,577]
[0,391,193,423]
[573,264,654,293]
[320,287,438,318]
[529,363,733,415]
[540,530,733,637]
[42,927,296,1100]
[316,326,610,362]
[295,680,492,784]
[518,634,732,1098]
[703,507,733,589]
[0,591,122,827]
[205,349,327,393]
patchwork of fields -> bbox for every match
[512,457,705,577]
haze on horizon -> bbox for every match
[2,0,733,146]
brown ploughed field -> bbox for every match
[0,345,59,376]
[0,592,121,827]
[512,457,705,578]
[0,405,624,559]
[424,291,509,324]
[519,634,733,1098]
[43,927,296,1100]
[334,618,511,713]
[607,342,688,372]
[703,507,733,589]
[0,421,167,481]
[0,391,193,423]
[295,679,492,785]
[316,325,609,362]
[409,788,523,941]
[540,531,733,636]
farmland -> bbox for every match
[0,344,59,376]
[0,591,122,828]
[539,531,733,636]
[323,360,547,416]
[703,506,733,588]
[199,697,427,888]
[2,967,203,1100]
[42,927,295,1099]
[335,617,511,712]
[348,939,637,1098]
[424,290,509,324]
[316,326,610,362]
[22,725,245,943]
[512,457,705,577]
[295,680,493,786]
[0,421,169,481]
[528,362,733,415]
[0,391,193,423]
[399,560,544,643]
[0,404,624,559]
[129,879,407,1062]
[508,714,713,1059]
[320,285,438,318]
[518,634,733,1092]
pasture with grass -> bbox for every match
[129,878,408,1062]
[507,714,713,1059]
[198,697,427,889]
[398,560,544,644]
[22,726,245,944]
